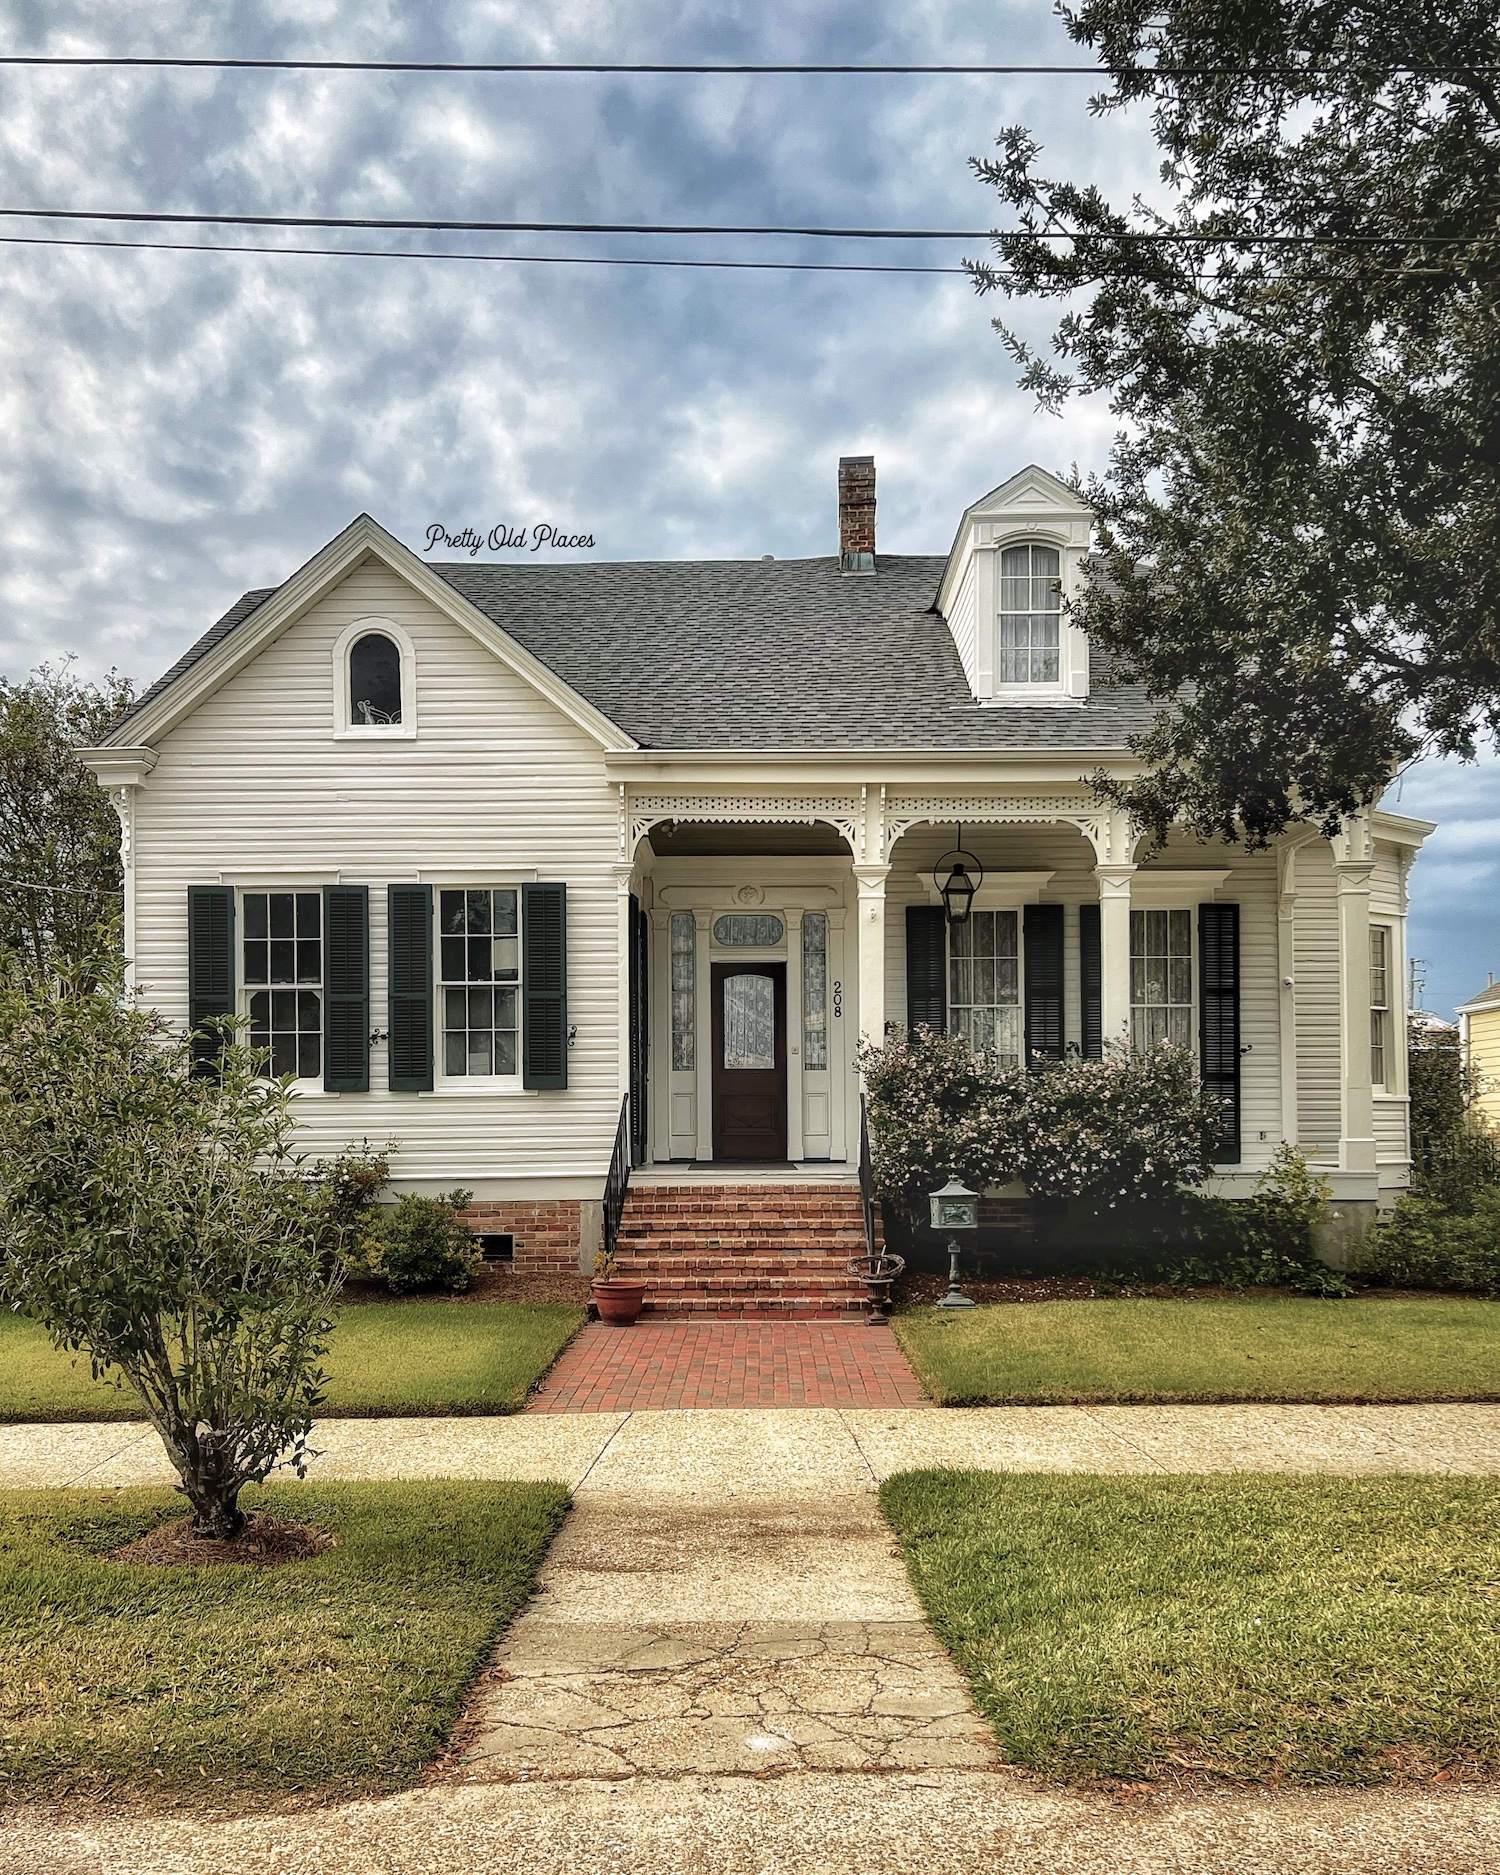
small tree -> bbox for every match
[1014,1042,1225,1207]
[859,1027,1025,1230]
[0,964,379,1539]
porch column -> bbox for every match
[693,911,713,1158]
[1096,864,1136,1049]
[611,862,635,1103]
[1276,839,1303,1147]
[1332,819,1376,1173]
[853,864,891,1050]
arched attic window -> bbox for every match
[349,632,403,725]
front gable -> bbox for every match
[92,515,636,756]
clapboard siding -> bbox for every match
[946,558,979,691]
[1294,842,1342,1151]
[131,562,622,1188]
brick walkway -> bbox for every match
[526,1320,931,1412]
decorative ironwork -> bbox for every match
[602,1092,631,1267]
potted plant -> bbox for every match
[591,1245,647,1325]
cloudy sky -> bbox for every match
[0,0,1487,1015]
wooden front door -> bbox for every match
[711,962,788,1161]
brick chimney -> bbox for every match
[838,455,876,574]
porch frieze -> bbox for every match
[620,787,861,860]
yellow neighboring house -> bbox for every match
[1458,980,1500,1132]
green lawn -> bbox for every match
[883,1471,1500,1786]
[0,1480,568,1808]
[893,1297,1500,1405]
[0,1302,586,1423]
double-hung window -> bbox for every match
[243,891,322,1078]
[1130,909,1192,1050]
[440,889,520,1077]
[1370,926,1391,1089]
[948,910,1020,1064]
[998,543,1062,685]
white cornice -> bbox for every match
[100,515,637,755]
[1370,808,1437,846]
[76,746,158,788]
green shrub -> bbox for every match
[1359,1189,1500,1297]
[367,1190,481,1294]
[1158,1147,1351,1296]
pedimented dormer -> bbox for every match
[937,465,1093,703]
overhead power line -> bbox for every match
[0,232,968,274]
[0,55,1496,76]
[0,208,1492,246]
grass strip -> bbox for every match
[0,1479,568,1809]
[893,1296,1500,1404]
[882,1471,1500,1786]
[0,1302,586,1424]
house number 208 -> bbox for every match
[832,981,843,1019]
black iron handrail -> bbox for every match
[859,1092,877,1261]
[603,1092,631,1266]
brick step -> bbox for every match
[620,1206,865,1223]
[619,1266,859,1288]
[640,1299,865,1318]
[619,1232,866,1251]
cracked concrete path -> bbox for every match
[7,1406,1500,1871]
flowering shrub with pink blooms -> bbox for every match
[861,1028,1224,1221]
[859,1027,1026,1228]
[1016,1042,1227,1207]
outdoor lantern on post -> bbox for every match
[929,1176,979,1310]
[933,824,983,927]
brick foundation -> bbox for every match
[457,1199,593,1276]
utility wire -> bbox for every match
[0,231,969,274]
[0,208,1493,245]
[1,55,1497,76]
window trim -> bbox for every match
[331,616,418,739]
[435,885,525,1089]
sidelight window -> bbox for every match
[670,911,696,1071]
[802,913,829,1070]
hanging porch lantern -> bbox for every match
[933,825,984,926]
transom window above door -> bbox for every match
[713,913,785,947]
[440,888,520,1077]
[998,542,1062,685]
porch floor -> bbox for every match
[527,1320,929,1412]
[632,1162,859,1186]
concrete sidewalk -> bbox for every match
[6,1401,1500,1493]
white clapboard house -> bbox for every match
[80,460,1432,1311]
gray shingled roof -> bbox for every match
[111,553,1158,752]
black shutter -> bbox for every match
[1024,903,1065,1065]
[523,882,568,1090]
[323,886,370,1092]
[387,884,433,1092]
[1079,903,1102,1060]
[1200,901,1242,1163]
[187,886,234,1072]
[906,904,947,1035]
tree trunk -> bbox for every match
[183,1476,246,1541]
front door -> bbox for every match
[711,962,788,1161]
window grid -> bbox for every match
[1130,909,1193,1050]
[439,888,520,1078]
[1371,925,1391,1089]
[802,913,828,1070]
[670,912,696,1072]
[948,910,1020,1064]
[243,891,322,1079]
[998,542,1062,685]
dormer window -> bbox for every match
[998,543,1061,685]
[350,632,402,725]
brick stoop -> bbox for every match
[614,1181,873,1318]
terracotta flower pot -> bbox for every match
[592,1277,647,1325]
